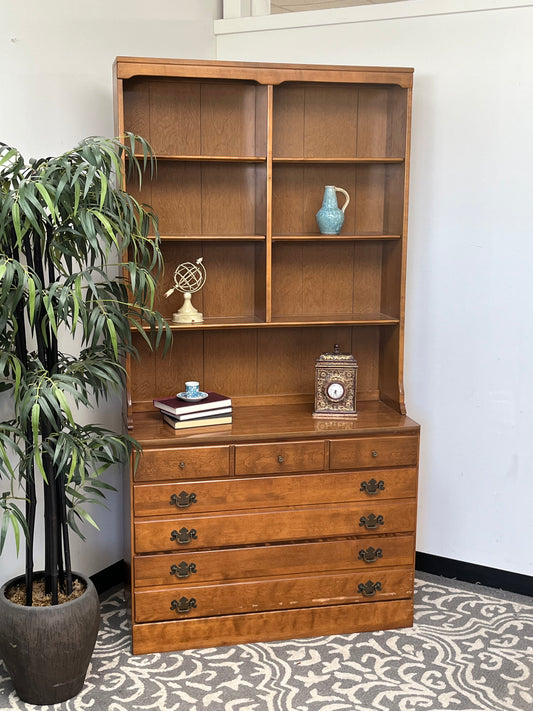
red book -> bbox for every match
[153,391,232,417]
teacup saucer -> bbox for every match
[176,391,208,402]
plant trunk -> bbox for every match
[8,236,36,605]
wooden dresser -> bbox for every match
[113,57,420,654]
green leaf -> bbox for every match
[31,403,47,482]
[27,276,36,325]
[53,385,74,425]
[0,511,10,555]
[0,147,19,168]
[35,182,56,222]
[11,200,22,243]
[75,507,100,530]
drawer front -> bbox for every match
[134,500,417,553]
[234,440,325,476]
[330,435,418,470]
[134,568,413,622]
[134,535,415,587]
[133,468,418,517]
[134,445,230,482]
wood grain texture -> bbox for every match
[134,445,230,482]
[234,439,325,476]
[134,500,417,553]
[131,599,414,654]
[133,535,415,587]
[134,568,413,622]
[330,434,419,470]
[133,468,418,516]
[131,400,419,447]
[117,58,417,655]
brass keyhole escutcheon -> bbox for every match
[278,455,284,464]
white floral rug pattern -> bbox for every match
[0,576,532,710]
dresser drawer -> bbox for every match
[134,500,417,553]
[234,440,325,476]
[134,445,230,482]
[330,435,418,470]
[133,468,418,517]
[134,535,415,587]
[134,567,413,623]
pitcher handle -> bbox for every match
[334,186,350,213]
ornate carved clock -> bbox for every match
[313,344,358,417]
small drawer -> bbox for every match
[330,435,418,470]
[134,445,230,482]
[133,468,418,517]
[133,535,415,587]
[134,500,417,553]
[234,440,325,476]
[134,568,414,623]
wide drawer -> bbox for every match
[234,440,325,476]
[132,599,414,654]
[133,468,418,517]
[134,500,417,553]
[134,535,415,587]
[330,435,419,470]
[134,568,414,622]
[134,445,230,482]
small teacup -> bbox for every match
[185,381,200,399]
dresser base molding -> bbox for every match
[131,599,414,655]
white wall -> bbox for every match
[0,0,221,583]
[216,0,533,576]
[2,0,532,585]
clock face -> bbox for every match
[326,381,345,401]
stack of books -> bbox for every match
[153,391,232,431]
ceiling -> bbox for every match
[270,0,407,12]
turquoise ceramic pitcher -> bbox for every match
[316,185,350,235]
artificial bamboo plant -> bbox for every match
[0,135,169,604]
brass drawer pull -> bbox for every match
[360,479,385,495]
[358,546,383,564]
[357,580,382,597]
[179,461,186,469]
[277,455,284,464]
[371,450,378,458]
[170,527,198,545]
[170,562,197,579]
[170,597,197,614]
[170,491,197,509]
[359,514,384,530]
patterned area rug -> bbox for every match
[0,575,532,710]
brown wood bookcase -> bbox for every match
[114,57,420,655]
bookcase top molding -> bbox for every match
[114,56,414,88]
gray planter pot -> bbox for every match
[0,572,100,705]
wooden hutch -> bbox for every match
[113,57,420,654]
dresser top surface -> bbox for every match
[133,401,419,449]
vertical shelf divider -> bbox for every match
[265,84,274,323]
